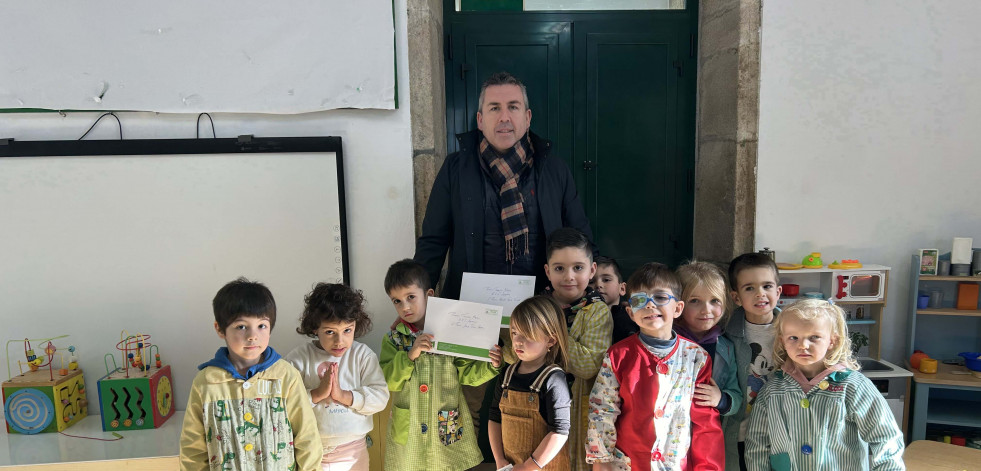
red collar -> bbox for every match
[399,319,421,333]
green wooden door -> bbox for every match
[445,5,697,277]
[576,19,694,276]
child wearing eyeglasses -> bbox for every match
[586,262,723,471]
[539,227,612,471]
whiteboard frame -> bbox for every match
[0,135,350,285]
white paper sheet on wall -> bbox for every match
[0,1,396,113]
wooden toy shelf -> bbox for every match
[915,308,981,317]
[906,255,981,441]
[910,362,981,388]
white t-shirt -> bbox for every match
[739,320,776,441]
[285,340,390,449]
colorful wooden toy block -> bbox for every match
[96,331,174,431]
[96,364,173,431]
[3,337,87,435]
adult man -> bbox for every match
[414,72,594,299]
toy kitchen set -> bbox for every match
[766,249,913,435]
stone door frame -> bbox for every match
[407,0,761,265]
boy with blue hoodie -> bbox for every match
[179,277,321,471]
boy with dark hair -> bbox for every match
[380,259,502,470]
[724,253,783,469]
[587,262,723,470]
[384,258,432,294]
[590,255,637,344]
[541,227,611,470]
[180,277,321,471]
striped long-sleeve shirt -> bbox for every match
[745,367,904,471]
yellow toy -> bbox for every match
[828,259,863,269]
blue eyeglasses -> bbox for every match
[628,292,677,310]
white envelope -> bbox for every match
[424,297,503,362]
[459,272,536,328]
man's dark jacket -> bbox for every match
[414,129,594,300]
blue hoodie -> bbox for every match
[197,346,282,381]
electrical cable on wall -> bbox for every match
[78,112,122,140]
[196,113,216,138]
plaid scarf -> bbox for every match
[479,133,534,264]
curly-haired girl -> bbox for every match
[285,283,389,471]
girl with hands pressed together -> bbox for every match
[286,283,389,471]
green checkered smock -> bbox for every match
[380,321,500,470]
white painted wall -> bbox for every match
[757,1,981,364]
[0,1,414,412]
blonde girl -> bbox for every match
[745,299,904,471]
[676,261,744,470]
[489,296,572,471]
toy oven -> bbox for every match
[834,270,886,302]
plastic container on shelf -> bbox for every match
[957,352,981,372]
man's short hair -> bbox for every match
[384,258,431,294]
[213,277,277,332]
[478,71,530,111]
[727,253,780,291]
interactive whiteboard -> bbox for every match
[0,137,348,414]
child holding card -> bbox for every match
[379,259,504,471]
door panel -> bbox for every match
[581,30,682,275]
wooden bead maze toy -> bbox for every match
[2,335,88,435]
[96,331,174,431]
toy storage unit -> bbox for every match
[778,265,890,358]
[2,369,88,434]
[96,364,174,431]
[906,254,981,442]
